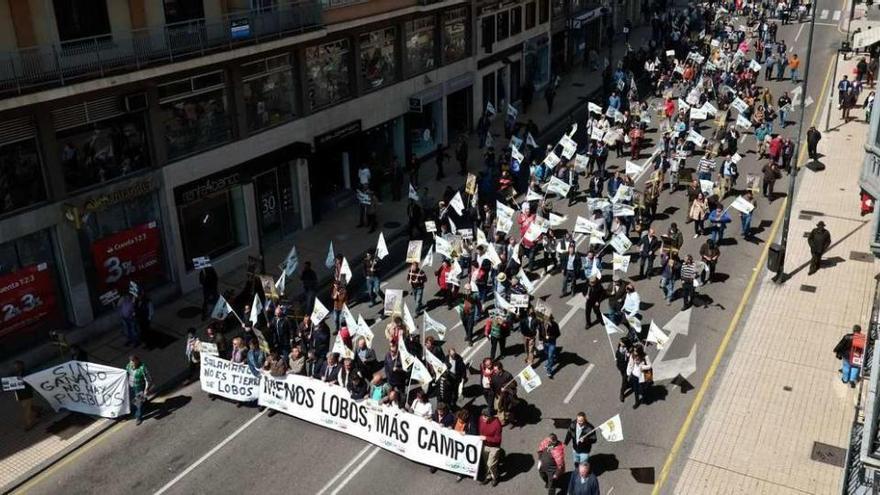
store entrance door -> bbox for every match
[254,168,283,246]
[309,135,359,223]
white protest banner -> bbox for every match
[340,257,353,284]
[198,341,219,356]
[526,189,544,202]
[424,350,448,380]
[543,151,561,169]
[588,102,603,114]
[598,414,624,442]
[376,233,389,260]
[311,297,330,325]
[409,183,420,201]
[574,216,596,235]
[689,107,708,120]
[449,192,465,216]
[549,212,566,227]
[547,176,571,197]
[609,233,633,254]
[666,49,676,57]
[730,195,755,214]
[423,311,448,340]
[590,127,605,142]
[516,365,543,393]
[587,198,611,212]
[686,129,706,147]
[612,203,635,217]
[749,59,762,72]
[425,220,437,233]
[192,256,212,270]
[574,154,589,170]
[2,376,25,391]
[434,236,454,259]
[211,295,236,321]
[510,294,529,308]
[250,292,263,325]
[24,361,129,418]
[625,160,644,177]
[561,142,577,160]
[259,373,482,477]
[517,269,536,294]
[406,240,423,263]
[613,253,631,273]
[325,241,336,269]
[730,97,749,114]
[200,354,260,401]
[736,114,752,129]
[647,320,670,350]
[383,289,404,317]
[699,179,715,196]
[701,102,718,116]
[422,245,434,268]
[731,152,743,164]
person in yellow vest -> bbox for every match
[834,325,866,388]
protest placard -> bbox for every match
[2,376,25,391]
[609,233,633,255]
[588,102,602,114]
[200,354,260,401]
[24,361,129,418]
[625,160,644,177]
[543,151,561,169]
[574,154,589,170]
[516,365,542,393]
[730,195,755,214]
[406,240,423,263]
[192,256,212,270]
[700,179,715,196]
[383,289,404,316]
[511,294,529,308]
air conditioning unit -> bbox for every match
[123,93,148,113]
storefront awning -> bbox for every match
[854,28,880,50]
[568,7,604,29]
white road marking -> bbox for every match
[794,22,805,42]
[314,444,374,495]
[563,363,596,404]
[329,447,382,495]
[154,410,268,495]
[820,9,829,19]
[833,10,841,20]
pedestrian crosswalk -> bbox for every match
[818,9,842,20]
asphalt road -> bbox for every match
[13,12,844,495]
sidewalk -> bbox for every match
[0,21,655,493]
[668,54,878,494]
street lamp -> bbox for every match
[772,0,817,283]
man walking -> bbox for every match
[478,408,503,486]
[560,244,582,296]
[564,412,597,467]
[834,324,866,388]
[807,126,821,160]
[639,228,661,279]
[407,261,427,313]
[536,433,566,495]
[807,221,831,275]
[584,277,606,329]
[568,462,601,495]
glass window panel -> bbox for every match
[511,7,522,35]
[243,68,298,133]
[443,8,468,64]
[497,11,510,41]
[159,89,232,160]
[526,3,536,29]
[405,16,436,76]
[58,113,151,192]
[0,138,47,216]
[304,39,352,111]
[359,27,397,91]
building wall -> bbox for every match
[29,0,56,45]
[324,0,418,25]
[0,1,20,51]
[106,0,133,37]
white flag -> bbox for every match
[575,216,596,235]
[543,151,561,169]
[526,133,538,147]
[449,218,458,235]
[249,293,263,325]
[409,183,420,201]
[421,245,434,268]
[398,339,416,370]
[486,100,496,115]
[376,233,389,259]
[274,271,287,295]
[341,303,356,330]
[332,334,354,360]
[647,320,670,350]
[311,298,330,325]
[507,103,518,119]
[547,176,571,197]
[211,296,235,321]
[516,365,543,393]
[526,189,544,202]
[602,314,622,335]
[423,312,448,340]
[588,102,602,114]
[598,414,624,442]
[476,228,489,247]
[424,350,448,380]
[410,357,434,390]
[730,196,755,214]
[517,269,536,294]
[612,253,631,273]
[340,257,353,285]
[354,314,375,348]
[549,212,567,227]
[449,192,465,216]
[435,235,453,259]
[625,160,644,177]
[403,303,418,334]
[325,241,335,269]
[283,245,299,277]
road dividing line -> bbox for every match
[820,8,828,19]
[833,10,841,20]
[794,22,805,42]
[650,46,838,495]
[314,444,374,495]
[329,447,382,495]
[563,363,596,404]
[154,410,267,495]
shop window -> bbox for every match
[80,192,168,311]
[442,8,468,65]
[158,71,232,161]
[163,0,205,24]
[359,27,397,91]
[0,230,66,343]
[526,3,536,29]
[405,16,437,76]
[409,100,443,159]
[241,54,298,133]
[0,138,47,216]
[58,113,150,192]
[539,0,550,24]
[497,10,510,41]
[511,7,522,35]
[179,188,248,270]
[53,0,110,43]
[304,39,352,111]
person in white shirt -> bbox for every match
[622,284,640,317]
[358,163,371,188]
[410,389,433,418]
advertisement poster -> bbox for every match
[0,262,60,338]
[91,222,163,294]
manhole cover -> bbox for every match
[800,285,816,293]
[177,306,202,319]
[810,442,846,467]
[850,251,875,262]
[384,221,402,228]
[798,214,813,220]
[783,386,792,391]
[801,210,825,216]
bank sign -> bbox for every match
[91,222,163,295]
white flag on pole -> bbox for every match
[435,236,453,259]
[449,192,465,216]
[325,241,335,269]
[516,365,543,393]
[376,233,389,259]
[403,303,418,334]
[547,176,571,197]
[647,320,670,349]
[332,334,354,360]
[410,357,434,391]
[423,312,448,340]
[249,293,263,325]
[282,245,299,277]
[311,298,330,325]
[602,314,622,335]
[354,314,375,348]
[424,350,448,380]
[730,195,755,214]
[625,160,644,177]
[398,339,416,370]
[517,269,536,294]
[340,257,353,284]
[274,271,287,295]
[211,296,235,321]
[526,133,538,148]
[409,183,420,201]
[421,245,434,268]
[598,414,624,442]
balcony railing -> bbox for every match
[0,0,322,99]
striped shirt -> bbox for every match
[697,158,715,175]
[680,262,697,281]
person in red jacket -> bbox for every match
[435,259,456,309]
[536,433,566,495]
[478,407,503,486]
[767,134,782,166]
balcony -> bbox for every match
[0,0,322,99]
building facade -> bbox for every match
[859,92,880,256]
